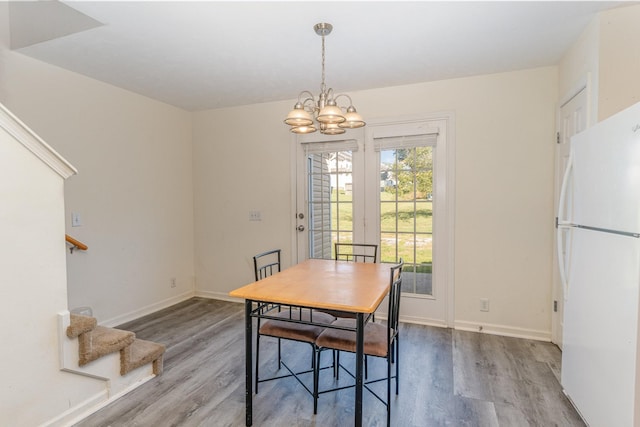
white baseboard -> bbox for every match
[101,290,196,327]
[398,314,448,328]
[454,320,551,342]
[195,290,242,304]
[40,389,108,427]
[42,375,155,427]
[188,293,552,341]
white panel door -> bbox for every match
[553,86,587,348]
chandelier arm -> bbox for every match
[333,93,354,107]
[325,87,335,101]
[302,98,317,113]
[297,90,315,103]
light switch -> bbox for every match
[71,212,82,227]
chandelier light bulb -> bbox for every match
[291,124,317,134]
[320,123,346,135]
[284,103,314,127]
[339,106,365,129]
[317,104,346,124]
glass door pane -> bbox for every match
[380,146,433,295]
[308,151,354,259]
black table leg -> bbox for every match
[245,300,253,426]
[355,312,364,426]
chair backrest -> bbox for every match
[253,249,281,281]
[334,243,378,263]
[388,259,404,333]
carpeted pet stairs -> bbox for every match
[67,314,165,376]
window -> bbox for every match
[379,145,434,294]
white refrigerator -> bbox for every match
[557,101,640,427]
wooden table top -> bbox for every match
[229,259,392,314]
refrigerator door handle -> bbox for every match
[557,225,571,299]
[557,148,573,226]
[556,149,574,299]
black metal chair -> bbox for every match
[324,243,379,319]
[253,250,335,397]
[313,259,404,425]
[254,248,281,281]
[326,243,381,378]
[334,242,378,263]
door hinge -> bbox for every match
[556,131,561,144]
[553,300,558,312]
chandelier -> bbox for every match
[284,23,365,135]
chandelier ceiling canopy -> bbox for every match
[284,23,365,135]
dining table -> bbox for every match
[229,258,393,427]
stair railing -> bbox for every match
[65,234,88,254]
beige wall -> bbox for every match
[557,3,640,125]
[599,4,640,120]
[0,49,196,325]
[194,67,559,338]
[558,16,599,127]
[193,100,295,301]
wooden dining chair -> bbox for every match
[253,250,335,396]
[313,259,404,425]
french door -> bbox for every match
[293,116,454,326]
[297,133,364,260]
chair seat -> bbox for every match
[316,318,394,357]
[259,310,335,344]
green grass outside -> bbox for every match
[329,189,433,270]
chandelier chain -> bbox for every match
[321,34,326,94]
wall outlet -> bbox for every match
[170,277,177,288]
[480,298,490,312]
[249,210,261,221]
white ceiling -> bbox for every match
[7,1,632,111]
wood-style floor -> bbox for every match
[73,297,585,427]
